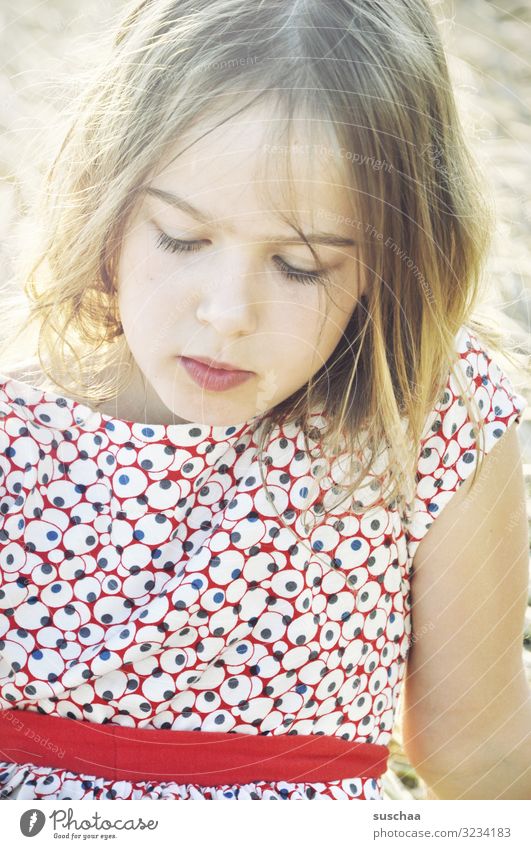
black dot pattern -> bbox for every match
[404,326,527,561]
[0,324,526,800]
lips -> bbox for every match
[178,356,255,392]
[187,355,251,373]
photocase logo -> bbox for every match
[20,809,46,837]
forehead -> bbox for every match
[149,102,358,234]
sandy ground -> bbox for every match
[0,0,530,800]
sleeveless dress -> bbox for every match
[0,325,527,800]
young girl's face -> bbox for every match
[116,103,364,426]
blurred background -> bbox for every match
[0,0,530,799]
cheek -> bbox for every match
[117,244,174,324]
[267,301,320,361]
[118,217,172,289]
[313,293,357,355]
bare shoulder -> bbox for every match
[412,420,525,569]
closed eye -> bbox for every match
[155,230,328,285]
[156,231,207,253]
[271,256,326,285]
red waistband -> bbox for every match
[0,708,389,785]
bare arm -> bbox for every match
[401,421,531,799]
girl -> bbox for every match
[0,0,529,801]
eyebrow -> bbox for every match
[143,185,358,247]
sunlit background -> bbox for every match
[0,0,529,799]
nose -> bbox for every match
[196,249,259,336]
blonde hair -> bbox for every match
[1,0,528,543]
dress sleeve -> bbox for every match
[404,325,528,561]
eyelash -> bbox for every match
[155,230,327,285]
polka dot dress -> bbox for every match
[0,325,527,800]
